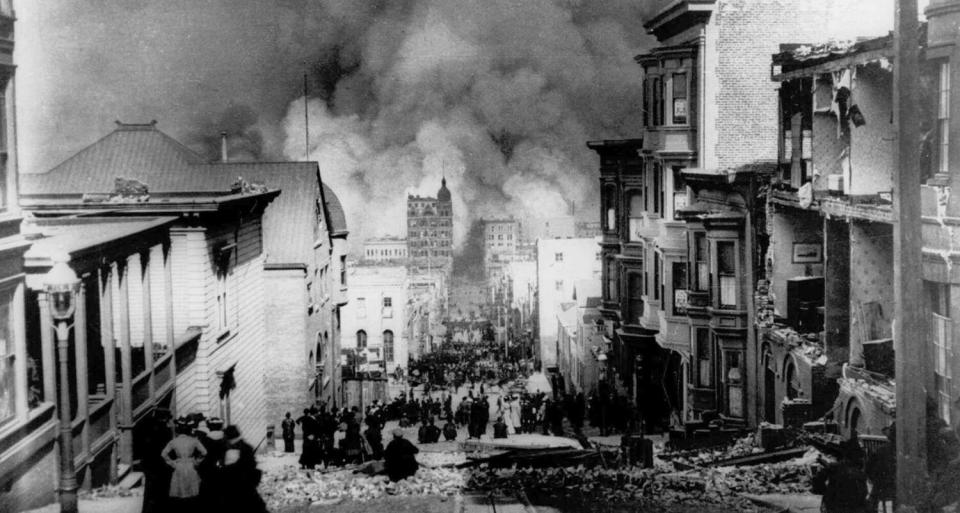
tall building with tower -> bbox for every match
[406,178,453,265]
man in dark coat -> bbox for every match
[384,428,419,482]
[493,417,508,439]
[442,417,458,441]
[424,417,441,443]
[297,408,319,469]
[811,438,869,513]
[220,425,267,513]
[281,412,296,453]
[140,410,172,513]
[198,417,226,509]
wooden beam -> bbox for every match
[893,0,928,508]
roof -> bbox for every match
[772,34,895,80]
[322,183,347,235]
[217,162,318,266]
[24,216,177,267]
[20,122,348,266]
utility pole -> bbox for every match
[893,0,927,509]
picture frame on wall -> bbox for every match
[792,242,822,263]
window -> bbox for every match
[627,272,643,325]
[695,328,711,387]
[652,77,663,126]
[724,351,744,418]
[0,286,15,425]
[672,72,688,124]
[604,185,617,232]
[555,252,563,263]
[383,330,395,363]
[693,232,708,292]
[940,62,950,175]
[383,297,392,308]
[642,78,650,126]
[340,255,347,286]
[628,191,644,242]
[356,330,367,349]
[716,241,737,308]
[555,280,563,291]
[653,254,661,301]
[672,261,688,315]
[652,163,662,216]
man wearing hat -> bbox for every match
[220,425,267,513]
[198,417,225,509]
[383,428,419,482]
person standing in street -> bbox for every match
[161,418,207,513]
[140,410,173,513]
[281,412,296,453]
[220,425,268,513]
[811,438,869,513]
[384,428,419,481]
[197,417,226,510]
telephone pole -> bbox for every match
[893,0,927,509]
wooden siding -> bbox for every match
[169,227,208,416]
[201,217,268,439]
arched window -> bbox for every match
[357,330,367,349]
[383,330,394,362]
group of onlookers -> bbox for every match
[140,411,266,513]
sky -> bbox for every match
[13,0,908,249]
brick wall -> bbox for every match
[263,269,311,427]
[712,0,893,171]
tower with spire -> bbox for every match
[406,178,454,268]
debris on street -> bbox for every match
[259,465,465,510]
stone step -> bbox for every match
[458,493,536,513]
[117,470,143,490]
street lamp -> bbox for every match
[43,253,80,513]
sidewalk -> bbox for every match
[741,493,822,513]
[21,496,142,513]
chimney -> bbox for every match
[220,132,228,163]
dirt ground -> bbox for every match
[274,494,454,513]
[522,489,773,513]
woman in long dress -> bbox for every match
[162,418,207,512]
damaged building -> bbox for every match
[763,6,960,439]
[588,0,896,435]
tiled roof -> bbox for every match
[21,122,349,266]
[20,122,233,194]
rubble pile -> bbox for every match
[78,484,141,499]
[660,432,764,466]
[839,377,896,413]
[417,451,469,468]
[467,448,821,505]
[259,465,465,510]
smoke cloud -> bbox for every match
[18,0,661,251]
[283,0,656,248]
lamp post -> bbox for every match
[43,253,80,513]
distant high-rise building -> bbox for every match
[406,178,453,264]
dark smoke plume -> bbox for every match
[18,0,671,251]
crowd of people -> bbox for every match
[140,411,267,513]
